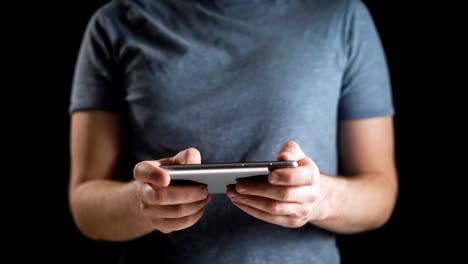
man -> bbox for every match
[69,0,397,263]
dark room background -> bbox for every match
[13,0,458,263]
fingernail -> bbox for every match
[226,186,237,198]
[200,187,208,198]
[227,190,237,198]
[270,173,279,184]
[237,185,246,193]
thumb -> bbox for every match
[175,148,202,164]
[161,148,202,165]
[135,148,201,187]
[277,141,306,161]
[133,160,170,187]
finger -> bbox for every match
[159,148,202,165]
[236,180,318,202]
[268,158,319,186]
[134,161,170,187]
[137,182,209,205]
[134,148,202,186]
[227,187,308,217]
[276,141,306,161]
[142,195,211,218]
[152,208,205,234]
[231,201,307,228]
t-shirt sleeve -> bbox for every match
[69,8,124,113]
[338,0,394,120]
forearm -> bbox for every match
[311,172,398,234]
[70,179,155,241]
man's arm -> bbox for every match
[69,111,154,241]
[69,111,210,241]
[227,117,398,234]
[312,116,398,233]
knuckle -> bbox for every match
[139,183,158,204]
[286,217,303,228]
[133,163,143,178]
[286,140,298,149]
[173,204,185,216]
[279,188,293,201]
[153,189,167,204]
[185,148,200,159]
[136,183,145,200]
[134,162,151,179]
[179,148,201,165]
[281,174,293,185]
[269,201,283,214]
[302,160,319,185]
[299,205,310,217]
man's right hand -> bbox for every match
[134,148,211,234]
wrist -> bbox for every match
[130,180,158,233]
[308,174,343,225]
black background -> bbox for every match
[12,0,458,263]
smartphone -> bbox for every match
[160,161,298,170]
[161,161,298,193]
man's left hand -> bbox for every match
[227,141,327,228]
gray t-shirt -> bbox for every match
[70,0,394,263]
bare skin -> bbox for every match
[69,112,211,241]
[227,118,398,233]
[69,111,397,240]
